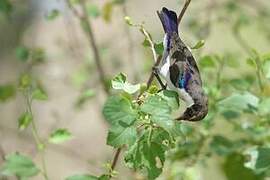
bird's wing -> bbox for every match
[169,62,191,90]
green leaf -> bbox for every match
[244,147,270,173]
[102,2,113,22]
[103,96,137,125]
[218,92,259,111]
[154,42,164,55]
[87,4,100,18]
[191,40,205,49]
[45,9,60,20]
[31,48,45,63]
[111,73,140,94]
[107,124,137,148]
[15,46,29,62]
[32,88,48,101]
[223,153,263,180]
[0,153,39,178]
[66,174,99,180]
[18,112,33,131]
[49,129,73,144]
[0,84,15,102]
[19,74,32,89]
[0,0,12,16]
[263,60,270,80]
[258,98,270,115]
[158,90,179,110]
[141,95,180,138]
[199,55,215,68]
[209,135,237,155]
[75,89,95,108]
[124,139,165,180]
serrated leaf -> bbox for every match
[107,124,137,148]
[18,112,33,131]
[218,92,259,111]
[0,84,15,102]
[158,90,179,110]
[45,9,60,20]
[0,153,39,178]
[103,96,137,125]
[111,73,140,94]
[49,129,73,144]
[32,88,48,101]
[191,40,205,49]
[66,174,98,180]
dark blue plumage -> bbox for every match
[158,7,178,35]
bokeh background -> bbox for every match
[0,0,270,179]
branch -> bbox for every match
[177,0,192,26]
[67,0,109,94]
[110,148,121,173]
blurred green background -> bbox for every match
[0,0,270,179]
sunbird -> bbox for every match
[155,7,208,121]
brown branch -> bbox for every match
[67,0,109,94]
[177,0,192,26]
[111,148,121,173]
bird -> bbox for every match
[155,7,208,121]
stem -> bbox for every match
[177,0,192,27]
[122,3,139,81]
[67,0,109,94]
[147,126,153,147]
[233,28,264,92]
[25,90,49,180]
[111,148,121,172]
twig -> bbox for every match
[232,28,264,91]
[67,0,109,94]
[177,0,192,26]
[111,148,121,173]
[122,3,139,81]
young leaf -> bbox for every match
[244,147,270,173]
[75,89,95,108]
[111,73,140,94]
[49,129,73,144]
[45,9,60,20]
[66,174,99,180]
[154,42,164,55]
[32,88,48,101]
[124,16,133,26]
[107,124,137,148]
[191,40,205,49]
[103,96,137,125]
[102,2,113,22]
[0,84,15,102]
[0,153,40,178]
[15,46,29,62]
[18,112,33,131]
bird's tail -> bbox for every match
[157,7,178,35]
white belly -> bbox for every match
[159,57,194,108]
